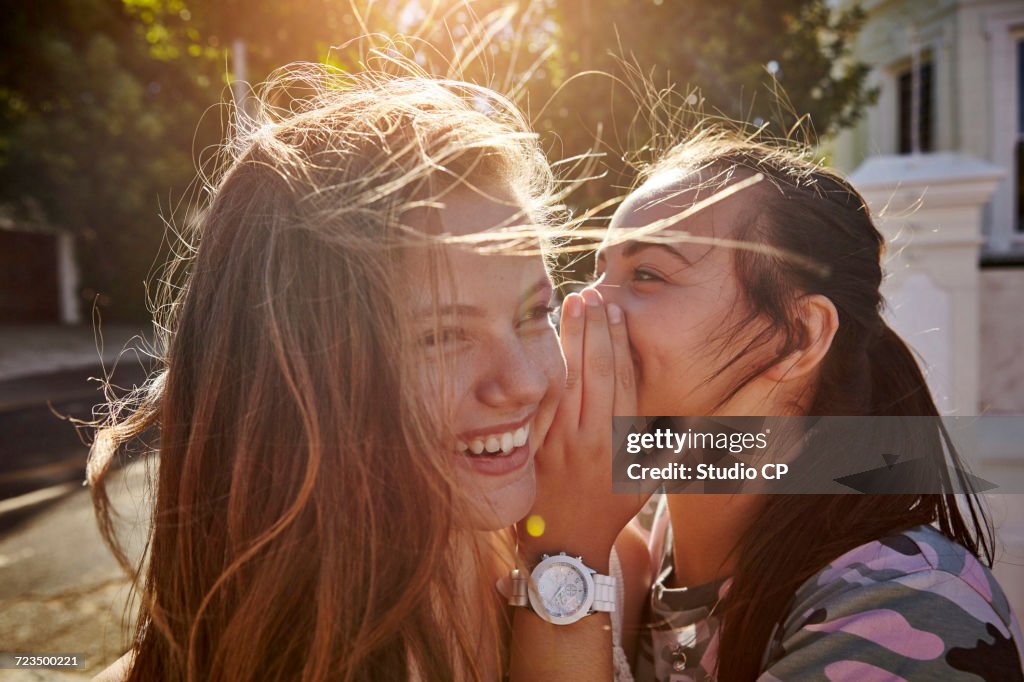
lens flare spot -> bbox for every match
[525,514,545,537]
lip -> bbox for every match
[456,412,535,441]
[455,441,533,477]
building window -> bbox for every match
[981,16,1024,259]
[898,62,933,154]
[1017,39,1023,232]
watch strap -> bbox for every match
[592,573,616,612]
[507,565,616,613]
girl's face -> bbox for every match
[409,185,565,530]
[595,175,776,416]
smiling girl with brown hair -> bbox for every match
[88,61,570,681]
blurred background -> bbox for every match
[0,0,1021,678]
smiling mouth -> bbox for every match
[455,422,531,457]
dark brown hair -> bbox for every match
[88,63,555,682]
[644,133,993,681]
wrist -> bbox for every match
[507,552,618,626]
[517,536,615,573]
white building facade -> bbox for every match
[834,0,1024,262]
[832,0,1024,619]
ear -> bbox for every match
[764,294,839,383]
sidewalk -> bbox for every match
[0,460,148,680]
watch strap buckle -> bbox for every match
[509,568,529,607]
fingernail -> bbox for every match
[581,288,602,307]
[607,303,623,324]
[565,294,584,318]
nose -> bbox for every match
[592,275,622,308]
[475,335,549,409]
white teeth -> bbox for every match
[459,422,533,457]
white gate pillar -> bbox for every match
[849,153,1003,415]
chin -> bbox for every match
[465,470,537,531]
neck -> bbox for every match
[662,389,800,587]
[666,494,766,587]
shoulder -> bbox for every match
[613,521,654,667]
[92,651,134,682]
[615,521,653,592]
[614,520,654,623]
[788,525,1016,630]
[763,526,1024,680]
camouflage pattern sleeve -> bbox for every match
[758,526,1024,681]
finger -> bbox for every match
[606,302,637,417]
[555,292,585,430]
[579,287,615,435]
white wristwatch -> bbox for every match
[508,552,616,625]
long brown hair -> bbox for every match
[642,133,993,681]
[87,62,556,682]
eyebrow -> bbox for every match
[597,241,693,266]
[520,277,554,305]
[419,276,553,318]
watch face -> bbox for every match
[536,561,590,618]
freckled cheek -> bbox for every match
[442,358,483,419]
[534,333,566,398]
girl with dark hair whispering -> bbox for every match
[514,129,1023,681]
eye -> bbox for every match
[419,327,468,348]
[520,303,559,327]
[632,266,665,283]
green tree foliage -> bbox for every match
[546,0,877,201]
[0,0,224,319]
[0,0,876,320]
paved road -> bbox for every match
[0,363,149,503]
[0,460,149,680]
